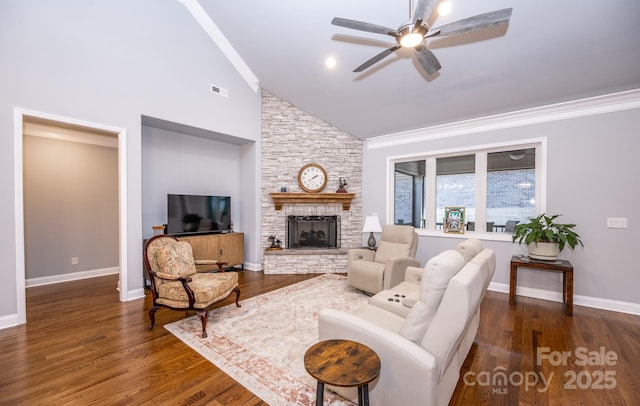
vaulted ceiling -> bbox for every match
[198,0,640,139]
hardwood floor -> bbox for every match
[1,272,638,405]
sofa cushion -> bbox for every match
[420,261,485,380]
[375,240,412,264]
[399,250,466,342]
[374,225,416,264]
[455,238,483,263]
[354,304,405,333]
[469,248,496,290]
[155,241,197,279]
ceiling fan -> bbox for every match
[331,0,512,75]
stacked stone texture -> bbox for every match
[261,91,363,273]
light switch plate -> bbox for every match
[607,218,628,229]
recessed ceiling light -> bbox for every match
[325,57,337,69]
[438,1,452,16]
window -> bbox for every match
[486,148,536,232]
[394,161,425,228]
[390,141,544,235]
[436,155,475,230]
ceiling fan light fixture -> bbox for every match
[400,32,424,47]
[398,23,427,48]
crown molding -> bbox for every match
[178,0,259,93]
[367,88,640,149]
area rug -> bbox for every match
[165,273,369,405]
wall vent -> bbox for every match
[210,84,229,97]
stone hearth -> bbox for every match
[263,248,348,275]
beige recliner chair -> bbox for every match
[347,225,420,295]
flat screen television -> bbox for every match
[166,194,231,235]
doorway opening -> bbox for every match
[14,108,128,325]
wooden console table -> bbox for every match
[304,339,380,406]
[509,255,574,316]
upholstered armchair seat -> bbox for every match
[156,272,239,309]
[347,225,420,295]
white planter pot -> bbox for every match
[527,242,560,261]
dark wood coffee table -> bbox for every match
[304,339,381,406]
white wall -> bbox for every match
[0,0,261,322]
[362,102,640,309]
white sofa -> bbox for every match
[318,239,495,406]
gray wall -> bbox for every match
[363,108,640,305]
[0,0,261,319]
[141,125,242,238]
[23,136,119,279]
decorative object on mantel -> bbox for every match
[270,192,356,210]
[152,225,165,235]
[267,235,283,251]
[363,213,382,250]
[511,213,583,260]
[336,177,348,193]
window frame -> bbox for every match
[387,138,547,241]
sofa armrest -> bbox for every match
[383,257,421,290]
[404,266,424,284]
[318,308,439,406]
[347,248,375,265]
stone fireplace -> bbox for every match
[287,215,340,249]
[261,90,363,274]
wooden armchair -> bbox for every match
[144,235,241,338]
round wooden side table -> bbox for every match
[304,339,381,406]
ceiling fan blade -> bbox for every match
[414,44,441,75]
[332,17,397,37]
[354,45,401,72]
[412,0,439,26]
[429,8,513,37]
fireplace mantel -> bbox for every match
[270,192,356,210]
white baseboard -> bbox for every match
[127,288,146,301]
[26,267,119,288]
[489,282,640,316]
[0,314,19,330]
[243,261,262,272]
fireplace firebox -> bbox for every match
[287,215,340,249]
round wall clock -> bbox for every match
[298,163,328,193]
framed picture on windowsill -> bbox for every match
[444,207,465,234]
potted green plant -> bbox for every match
[512,213,583,260]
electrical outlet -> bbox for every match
[606,218,628,229]
[71,257,79,265]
